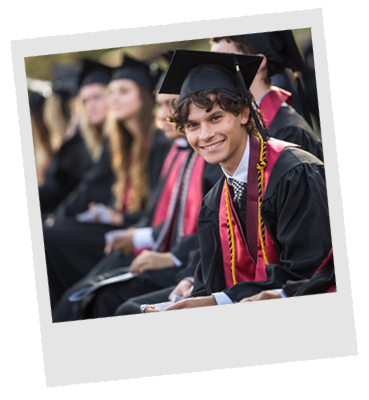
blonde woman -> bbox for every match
[44,56,167,311]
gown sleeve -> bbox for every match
[223,161,332,302]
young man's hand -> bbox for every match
[240,290,282,302]
[168,279,193,301]
[163,296,217,311]
[129,250,175,274]
[142,305,159,313]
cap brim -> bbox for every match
[159,49,263,95]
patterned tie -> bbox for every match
[229,178,246,208]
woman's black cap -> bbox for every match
[110,54,162,93]
[78,59,113,89]
[158,49,263,101]
[241,30,306,76]
[52,63,81,98]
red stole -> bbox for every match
[154,152,205,253]
[151,142,189,228]
[181,155,206,236]
[219,135,297,288]
[136,141,205,256]
[259,87,293,128]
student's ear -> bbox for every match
[256,53,268,72]
[240,107,250,125]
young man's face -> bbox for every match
[155,93,181,140]
[184,97,249,175]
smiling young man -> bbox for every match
[149,49,333,312]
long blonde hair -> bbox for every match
[42,92,70,152]
[109,85,155,212]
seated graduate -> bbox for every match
[44,55,166,311]
[142,49,332,313]
[51,81,223,322]
[38,64,94,216]
[210,30,324,161]
[45,59,116,221]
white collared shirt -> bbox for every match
[221,133,250,184]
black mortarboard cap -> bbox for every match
[52,63,81,99]
[154,51,175,92]
[241,30,306,77]
[158,49,262,102]
[110,54,162,93]
[77,59,113,90]
[159,49,268,140]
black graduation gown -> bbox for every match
[38,130,93,215]
[51,138,116,219]
[191,146,332,303]
[282,257,336,297]
[52,154,222,321]
[269,105,324,162]
[44,129,172,311]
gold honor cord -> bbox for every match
[224,133,269,286]
[256,132,270,266]
[224,179,238,285]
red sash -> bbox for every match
[219,135,297,288]
[153,152,205,253]
[259,87,293,128]
[182,155,205,236]
[136,143,205,256]
[151,143,189,228]
[159,142,179,179]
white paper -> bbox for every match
[68,272,138,302]
[152,294,183,311]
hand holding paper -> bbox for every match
[169,279,194,301]
[141,294,183,313]
[104,228,136,255]
[75,203,123,225]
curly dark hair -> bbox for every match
[168,88,264,137]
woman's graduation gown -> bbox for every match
[191,145,332,303]
[38,130,93,215]
[44,129,172,310]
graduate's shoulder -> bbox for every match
[264,144,325,200]
[271,105,316,135]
